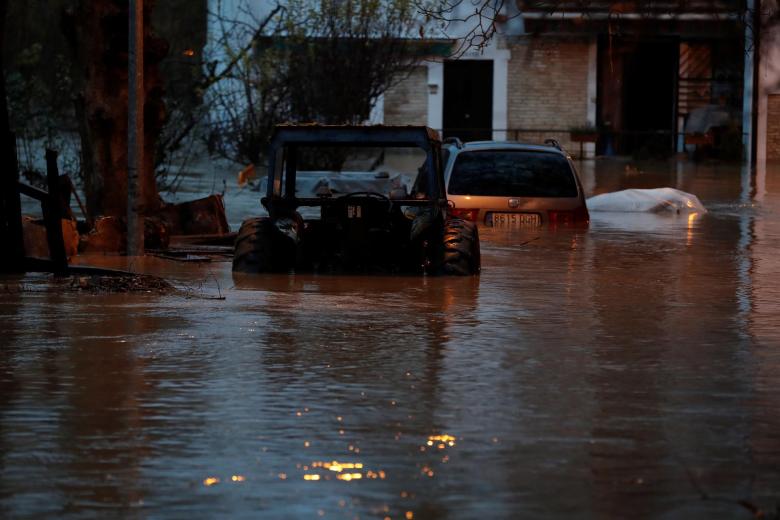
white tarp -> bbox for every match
[587,188,707,214]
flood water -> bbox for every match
[2,159,780,518]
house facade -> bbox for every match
[207,0,780,165]
[382,1,763,160]
[382,36,597,155]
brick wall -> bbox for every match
[383,66,428,125]
[767,94,780,161]
[507,38,592,152]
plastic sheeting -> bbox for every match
[684,105,734,134]
[587,188,707,214]
[256,171,414,198]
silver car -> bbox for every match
[443,140,590,228]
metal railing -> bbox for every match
[439,127,743,157]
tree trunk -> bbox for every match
[0,0,8,135]
[67,0,166,218]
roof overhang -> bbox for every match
[255,36,456,58]
[513,0,745,37]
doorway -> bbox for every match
[623,41,677,154]
[598,38,677,155]
[443,60,493,142]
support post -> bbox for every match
[127,0,144,255]
[44,149,68,274]
[0,0,24,272]
[1,132,24,271]
[742,0,756,166]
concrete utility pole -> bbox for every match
[128,0,144,255]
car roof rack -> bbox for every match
[544,139,563,151]
[443,137,463,149]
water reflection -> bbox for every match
[0,279,24,519]
[57,301,149,513]
[230,274,479,517]
[0,290,209,515]
[2,160,780,517]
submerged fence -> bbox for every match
[0,132,69,274]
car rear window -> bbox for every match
[448,150,579,197]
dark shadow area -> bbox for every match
[444,60,493,142]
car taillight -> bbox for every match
[451,208,480,221]
[547,206,590,227]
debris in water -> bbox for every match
[587,188,706,214]
[57,274,174,294]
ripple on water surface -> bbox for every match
[2,161,780,517]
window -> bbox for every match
[281,146,427,199]
[448,150,578,197]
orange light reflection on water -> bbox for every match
[426,434,456,448]
[301,460,385,483]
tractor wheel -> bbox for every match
[232,217,296,273]
[440,218,481,275]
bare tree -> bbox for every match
[416,0,509,55]
[280,0,422,124]
[204,0,426,166]
[201,1,286,165]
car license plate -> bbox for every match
[490,212,540,228]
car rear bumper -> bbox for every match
[449,196,590,228]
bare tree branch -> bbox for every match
[204,0,427,165]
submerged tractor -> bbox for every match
[232,125,480,275]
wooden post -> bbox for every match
[44,149,68,274]
[1,133,24,272]
[127,0,144,255]
[0,1,24,272]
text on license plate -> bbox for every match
[491,212,541,227]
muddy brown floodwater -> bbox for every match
[2,159,780,519]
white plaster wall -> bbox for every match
[368,94,384,125]
[206,0,271,59]
[426,46,510,140]
[427,61,444,131]
[205,1,273,124]
[422,3,513,138]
